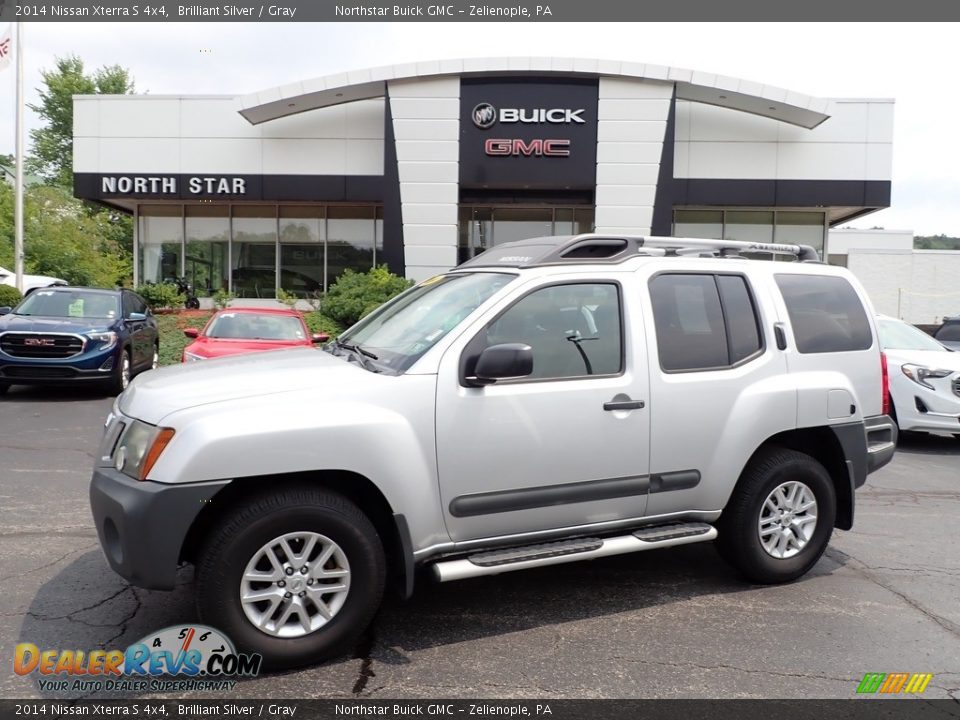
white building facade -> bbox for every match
[829,229,960,325]
[72,57,894,298]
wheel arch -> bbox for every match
[741,427,854,530]
[180,470,414,598]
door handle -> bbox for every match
[603,398,645,411]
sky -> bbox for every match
[1,21,958,235]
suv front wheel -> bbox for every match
[717,446,836,584]
[195,487,386,670]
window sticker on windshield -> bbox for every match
[68,300,84,317]
[36,291,54,297]
[418,275,445,287]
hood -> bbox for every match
[0,267,66,290]
[121,347,374,425]
[0,313,114,334]
[185,337,310,359]
[884,348,960,372]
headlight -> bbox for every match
[183,351,206,362]
[901,363,953,390]
[114,420,175,481]
[88,331,118,352]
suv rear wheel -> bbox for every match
[717,446,836,584]
[195,487,385,670]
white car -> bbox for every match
[877,314,960,438]
[0,265,67,296]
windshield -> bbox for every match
[15,289,119,320]
[878,318,948,352]
[205,312,306,341]
[338,272,517,372]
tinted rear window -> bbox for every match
[934,323,960,341]
[775,274,872,353]
[717,275,762,364]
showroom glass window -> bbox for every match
[672,209,826,259]
[232,206,279,299]
[185,206,229,295]
[138,205,183,284]
[280,207,325,297]
[458,206,596,264]
[327,207,377,286]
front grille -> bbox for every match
[0,333,85,359]
[1,366,77,379]
[954,377,960,398]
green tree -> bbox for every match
[0,181,127,287]
[27,56,135,187]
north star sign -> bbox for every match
[100,176,247,195]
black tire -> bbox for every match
[716,446,836,584]
[0,382,9,396]
[195,487,385,671]
[107,348,132,395]
[186,297,200,310]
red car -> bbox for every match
[181,307,328,362]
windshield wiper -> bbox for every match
[331,338,380,371]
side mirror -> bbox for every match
[183,328,199,339]
[311,333,330,344]
[128,312,147,322]
[0,306,11,316]
[467,343,533,387]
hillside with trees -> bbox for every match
[914,234,960,250]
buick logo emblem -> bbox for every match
[472,103,496,130]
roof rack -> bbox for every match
[456,234,821,269]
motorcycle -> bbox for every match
[174,277,201,309]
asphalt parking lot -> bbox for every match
[1,385,959,701]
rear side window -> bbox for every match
[649,273,762,372]
[775,274,872,353]
[935,323,960,342]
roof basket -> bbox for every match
[456,234,821,269]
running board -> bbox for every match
[431,522,717,583]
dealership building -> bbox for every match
[72,57,894,298]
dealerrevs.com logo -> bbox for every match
[14,624,262,693]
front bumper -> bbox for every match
[0,346,119,384]
[89,468,229,590]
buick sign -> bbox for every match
[472,103,497,129]
[472,103,586,129]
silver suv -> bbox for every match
[90,235,897,669]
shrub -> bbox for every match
[0,284,23,308]
[136,282,185,310]
[212,288,235,310]
[302,311,342,338]
[322,266,413,328]
[275,288,298,308]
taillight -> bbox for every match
[880,351,890,416]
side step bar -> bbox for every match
[432,522,717,583]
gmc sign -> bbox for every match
[484,139,571,157]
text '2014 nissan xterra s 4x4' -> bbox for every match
[90,235,897,669]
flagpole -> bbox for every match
[14,22,24,294]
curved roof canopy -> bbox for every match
[238,57,831,129]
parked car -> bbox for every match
[90,234,896,669]
[0,287,158,395]
[182,307,329,362]
[876,314,960,437]
[0,265,67,296]
[932,315,960,351]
